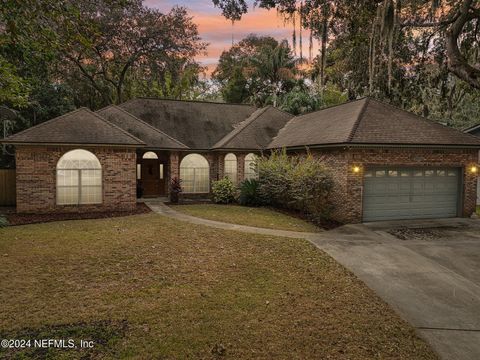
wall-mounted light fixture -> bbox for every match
[352,165,361,174]
[470,165,478,174]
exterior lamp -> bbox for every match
[470,165,478,174]
[352,165,361,174]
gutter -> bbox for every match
[1,142,145,148]
[268,143,480,151]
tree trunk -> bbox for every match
[320,18,328,88]
[446,0,480,89]
[116,85,123,104]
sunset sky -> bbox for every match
[144,0,318,76]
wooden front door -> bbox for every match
[141,160,166,197]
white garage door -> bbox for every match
[363,167,460,222]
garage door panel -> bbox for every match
[363,167,460,221]
[367,195,410,205]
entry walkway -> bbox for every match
[145,200,321,240]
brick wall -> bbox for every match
[311,147,478,223]
[16,146,137,213]
[216,152,250,184]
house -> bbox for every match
[464,123,480,205]
[3,97,480,223]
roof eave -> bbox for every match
[464,123,480,133]
[268,142,480,150]
[2,141,146,148]
[141,146,190,151]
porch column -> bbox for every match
[169,151,180,192]
[237,153,246,184]
[208,153,220,184]
[218,153,225,180]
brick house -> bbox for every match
[463,123,480,205]
[3,97,480,223]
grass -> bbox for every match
[0,214,436,359]
[477,205,480,215]
[170,204,320,232]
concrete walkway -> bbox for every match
[145,200,321,240]
[145,200,480,360]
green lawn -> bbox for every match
[170,204,320,232]
[0,214,436,359]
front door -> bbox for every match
[141,160,166,197]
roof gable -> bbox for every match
[119,98,257,149]
[96,105,188,149]
[212,106,293,150]
[3,108,145,146]
[269,98,367,148]
[351,99,480,146]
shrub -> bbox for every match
[256,149,333,223]
[289,154,333,221]
[0,216,8,228]
[170,177,182,203]
[212,177,236,204]
[256,150,294,207]
[239,179,261,206]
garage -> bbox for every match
[362,167,461,222]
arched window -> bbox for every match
[142,151,158,159]
[180,154,210,193]
[224,153,237,184]
[56,149,102,205]
[244,153,258,180]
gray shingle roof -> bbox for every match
[212,106,293,150]
[269,98,480,148]
[96,105,188,149]
[2,107,145,146]
[464,123,480,137]
[119,98,257,149]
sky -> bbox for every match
[144,0,318,77]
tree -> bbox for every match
[222,67,249,103]
[250,40,297,106]
[58,2,206,106]
[212,0,480,90]
[0,57,30,107]
[1,0,207,110]
[214,35,296,105]
[213,34,278,82]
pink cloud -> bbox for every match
[147,1,320,75]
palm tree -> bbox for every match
[250,40,297,106]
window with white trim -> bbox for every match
[224,153,237,184]
[180,154,210,193]
[244,153,258,180]
[142,151,158,159]
[56,149,102,205]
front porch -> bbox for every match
[136,150,259,199]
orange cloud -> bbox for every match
[147,1,320,76]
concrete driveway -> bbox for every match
[311,218,480,360]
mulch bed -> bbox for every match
[4,203,151,226]
[271,206,343,230]
[387,225,463,241]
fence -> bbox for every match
[0,169,16,206]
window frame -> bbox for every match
[142,151,158,159]
[244,153,258,180]
[224,153,237,184]
[56,149,102,205]
[180,154,210,193]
